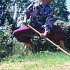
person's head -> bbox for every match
[40,0,52,5]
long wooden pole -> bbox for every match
[28,24,70,56]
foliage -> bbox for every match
[30,36,57,53]
[0,20,13,59]
[51,0,69,22]
[0,0,70,57]
[64,26,70,50]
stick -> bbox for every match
[28,24,70,56]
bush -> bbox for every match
[64,26,70,50]
[0,20,13,60]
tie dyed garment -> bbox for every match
[13,2,54,42]
[24,2,53,32]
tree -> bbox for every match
[0,0,32,58]
[51,0,69,21]
[0,0,14,59]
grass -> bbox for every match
[0,51,70,70]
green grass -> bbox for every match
[0,51,70,70]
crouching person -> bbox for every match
[13,0,68,52]
[24,0,53,48]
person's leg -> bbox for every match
[13,26,37,50]
[23,40,31,55]
[59,40,69,52]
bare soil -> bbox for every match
[37,63,70,70]
[0,62,70,70]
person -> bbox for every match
[13,0,53,49]
[24,0,53,37]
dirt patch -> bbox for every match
[0,61,40,70]
[0,62,70,70]
[51,64,70,70]
[37,63,70,70]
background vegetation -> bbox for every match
[0,0,70,63]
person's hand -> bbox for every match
[22,18,28,26]
[22,15,28,26]
[23,22,28,26]
[40,31,48,38]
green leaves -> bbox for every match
[51,0,69,21]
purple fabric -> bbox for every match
[24,2,53,32]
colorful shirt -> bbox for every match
[24,2,53,32]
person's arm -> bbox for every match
[23,2,34,22]
[22,3,35,26]
[44,9,53,36]
[40,7,53,38]
[23,14,27,23]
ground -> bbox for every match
[37,63,70,70]
[0,62,70,70]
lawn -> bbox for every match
[0,51,70,70]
